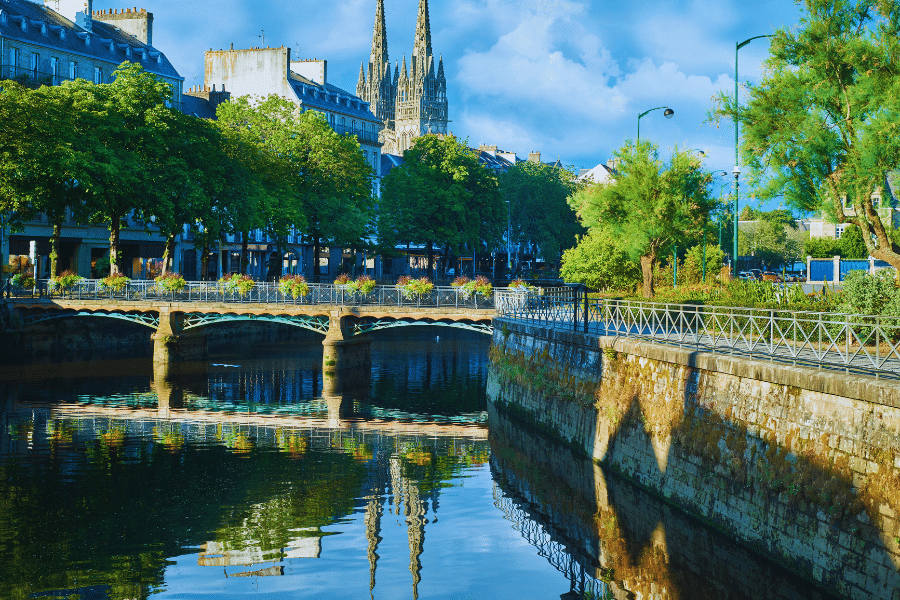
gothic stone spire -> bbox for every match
[411,0,432,77]
[370,0,389,72]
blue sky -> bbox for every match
[95,0,802,197]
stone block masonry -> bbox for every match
[490,318,900,600]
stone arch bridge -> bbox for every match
[8,296,495,390]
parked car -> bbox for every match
[762,272,782,282]
[738,271,755,281]
[749,269,763,280]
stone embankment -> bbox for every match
[489,318,900,600]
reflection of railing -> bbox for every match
[496,294,900,377]
[491,479,610,599]
[9,280,496,309]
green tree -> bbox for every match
[568,141,715,298]
[805,236,844,258]
[378,134,503,276]
[841,224,869,259]
[0,83,97,277]
[68,62,174,276]
[560,229,641,291]
[500,161,583,268]
[714,0,900,270]
[217,96,372,281]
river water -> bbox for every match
[0,327,837,600]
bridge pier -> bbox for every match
[152,360,185,416]
[152,309,208,364]
[322,309,371,404]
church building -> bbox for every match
[356,0,448,155]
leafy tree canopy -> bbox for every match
[568,141,716,297]
[499,161,583,266]
[560,229,641,291]
[714,0,900,269]
[378,134,503,274]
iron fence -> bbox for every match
[6,279,495,310]
[494,290,900,377]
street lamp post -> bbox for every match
[506,200,511,272]
[637,106,674,141]
[734,34,773,277]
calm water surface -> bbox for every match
[0,328,836,599]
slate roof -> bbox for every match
[0,0,181,81]
[380,147,518,178]
[287,72,377,121]
[181,94,217,119]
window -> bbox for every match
[69,60,77,80]
[30,53,38,77]
[94,66,103,84]
[872,197,881,208]
[9,47,18,78]
[50,57,59,84]
[836,225,846,239]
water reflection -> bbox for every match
[488,402,841,600]
[0,404,490,600]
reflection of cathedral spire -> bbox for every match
[364,495,383,597]
[406,483,426,600]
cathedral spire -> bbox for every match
[412,0,433,69]
[370,0,389,71]
[357,62,367,97]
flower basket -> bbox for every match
[219,273,255,296]
[508,279,533,291]
[99,274,131,292]
[355,275,376,295]
[49,270,83,293]
[464,276,493,298]
[155,272,186,293]
[399,276,434,300]
[278,274,310,299]
[11,273,35,288]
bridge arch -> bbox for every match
[20,309,159,329]
[180,312,330,335]
[349,318,492,336]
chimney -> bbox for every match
[528,151,541,164]
[291,59,327,86]
[91,6,153,45]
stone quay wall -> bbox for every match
[489,318,900,600]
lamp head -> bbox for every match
[664,108,675,118]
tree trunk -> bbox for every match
[640,252,656,299]
[109,214,121,276]
[49,219,62,278]
[162,234,176,274]
[201,241,210,280]
[240,232,249,275]
[426,240,434,279]
[313,236,321,283]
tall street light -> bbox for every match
[734,34,772,277]
[506,200,511,271]
[637,106,674,141]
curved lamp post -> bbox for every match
[637,106,674,141]
[733,34,773,277]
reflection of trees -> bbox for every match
[0,409,490,600]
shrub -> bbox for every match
[278,274,310,299]
[508,278,533,290]
[333,273,352,286]
[465,275,493,296]
[395,275,412,287]
[99,274,131,292]
[451,276,471,287]
[155,272,186,292]
[219,273,255,295]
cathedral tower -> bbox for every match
[358,0,448,155]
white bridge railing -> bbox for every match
[496,290,900,377]
[4,279,496,310]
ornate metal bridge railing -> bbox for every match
[494,290,900,377]
[5,279,496,310]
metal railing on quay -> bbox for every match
[494,292,900,377]
[7,279,496,310]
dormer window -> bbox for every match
[41,23,48,36]
[0,11,6,26]
[20,16,27,32]
[872,197,881,208]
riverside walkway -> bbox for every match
[494,288,900,379]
